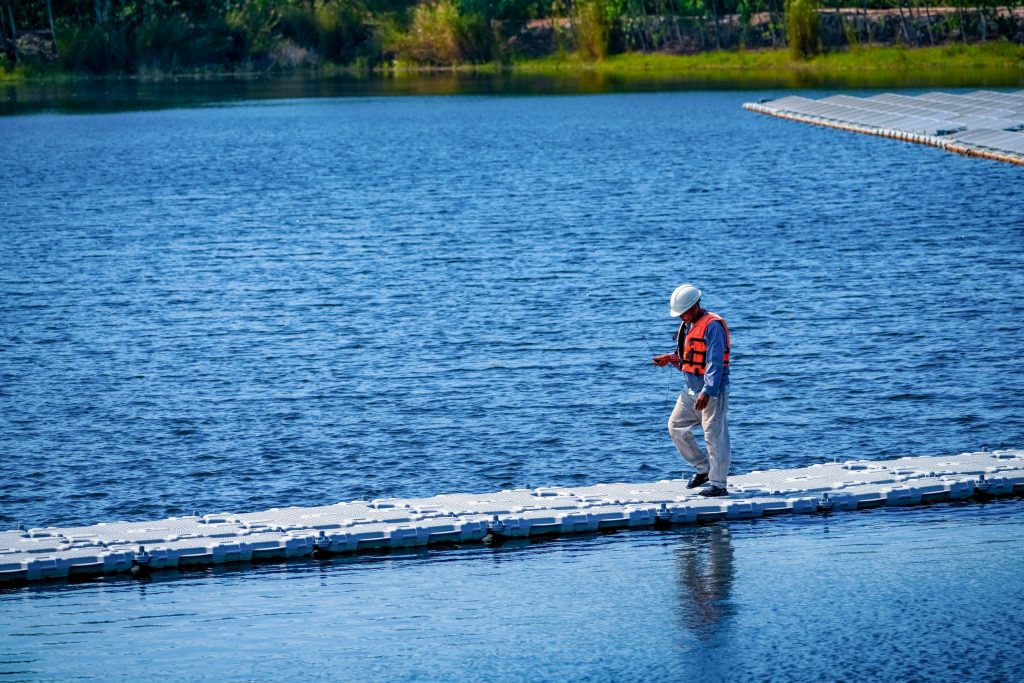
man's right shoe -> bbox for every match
[686,472,709,489]
[698,486,728,498]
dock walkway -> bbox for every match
[3,450,1023,584]
[744,90,1024,166]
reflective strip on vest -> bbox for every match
[677,312,730,375]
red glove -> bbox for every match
[653,353,680,368]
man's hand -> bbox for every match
[695,392,710,411]
[653,353,679,368]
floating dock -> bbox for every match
[744,90,1024,166]
[3,450,1023,584]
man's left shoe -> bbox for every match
[698,486,728,498]
[686,472,709,489]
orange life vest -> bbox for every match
[676,312,730,375]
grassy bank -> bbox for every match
[508,43,1024,76]
[3,42,1022,86]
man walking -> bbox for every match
[653,284,731,497]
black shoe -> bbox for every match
[698,486,728,498]
[686,472,709,489]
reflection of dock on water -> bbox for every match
[2,450,1022,585]
[744,90,1024,166]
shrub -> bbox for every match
[136,14,235,72]
[785,0,821,60]
[226,0,280,63]
[394,0,493,64]
[574,0,611,60]
[269,39,317,67]
[316,0,375,64]
[277,6,321,51]
[453,7,493,62]
[59,24,130,75]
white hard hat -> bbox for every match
[669,284,702,317]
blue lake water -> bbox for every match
[1,87,1023,680]
[2,500,1023,681]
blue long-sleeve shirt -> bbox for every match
[682,320,730,397]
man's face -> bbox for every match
[680,306,701,325]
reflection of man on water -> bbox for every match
[675,525,734,636]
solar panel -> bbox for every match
[745,90,1024,165]
[951,129,1024,154]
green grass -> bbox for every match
[3,41,1021,85]
[508,42,1024,76]
[0,65,31,83]
[0,62,79,83]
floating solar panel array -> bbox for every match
[744,90,1024,166]
[2,450,1023,585]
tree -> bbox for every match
[4,0,17,65]
[46,0,57,55]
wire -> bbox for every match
[633,320,656,354]
[634,320,675,406]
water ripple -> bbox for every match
[0,92,1022,531]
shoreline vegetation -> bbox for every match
[1,2,1022,85]
[3,43,1021,88]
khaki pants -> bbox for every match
[668,392,731,488]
